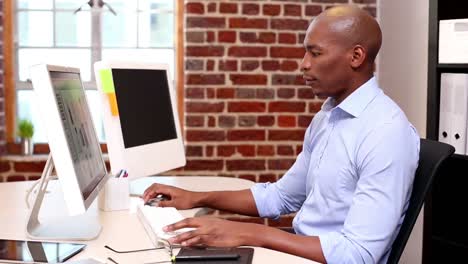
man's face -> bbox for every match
[300,19,352,100]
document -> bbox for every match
[439,19,468,63]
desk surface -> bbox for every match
[0,176,316,263]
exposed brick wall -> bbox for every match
[0,0,5,155]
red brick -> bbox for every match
[306,5,322,16]
[238,174,257,182]
[238,116,256,127]
[229,18,268,29]
[186,74,225,85]
[186,115,204,127]
[278,116,296,127]
[262,60,280,71]
[186,3,204,14]
[237,145,255,157]
[230,74,267,85]
[271,19,309,30]
[187,17,226,28]
[186,102,224,113]
[208,116,216,127]
[227,130,266,141]
[309,101,323,113]
[186,46,224,57]
[228,47,267,57]
[218,145,236,157]
[207,88,215,99]
[7,175,26,182]
[14,161,46,173]
[186,32,205,43]
[284,4,301,16]
[220,3,238,13]
[236,89,255,99]
[228,102,265,113]
[259,174,277,183]
[186,130,225,141]
[0,161,10,172]
[186,87,204,99]
[257,116,275,127]
[227,160,265,171]
[257,145,275,156]
[219,60,238,71]
[184,160,224,171]
[218,31,236,43]
[186,59,203,71]
[258,32,276,43]
[256,89,274,99]
[278,33,296,44]
[241,61,259,71]
[239,32,257,43]
[272,74,304,86]
[268,159,295,170]
[216,88,235,99]
[28,175,41,181]
[298,33,306,44]
[277,145,295,155]
[296,145,303,155]
[206,31,215,42]
[281,61,299,71]
[298,115,313,127]
[206,146,214,157]
[206,60,215,71]
[186,146,203,157]
[269,130,305,141]
[298,88,315,99]
[218,116,236,128]
[207,2,216,12]
[263,4,281,16]
[242,3,259,15]
[271,47,305,58]
[269,102,306,113]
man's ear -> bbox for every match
[350,45,366,69]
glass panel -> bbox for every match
[18,48,91,81]
[18,0,53,10]
[102,12,137,47]
[17,90,47,143]
[86,90,106,142]
[102,48,175,80]
[138,0,174,11]
[18,11,53,47]
[138,12,174,48]
[55,0,85,10]
[56,11,91,47]
[17,90,106,143]
[104,0,138,11]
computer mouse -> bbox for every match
[145,194,170,206]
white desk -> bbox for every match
[0,176,316,263]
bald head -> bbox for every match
[310,5,382,64]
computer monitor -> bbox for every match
[28,64,111,240]
[94,61,185,178]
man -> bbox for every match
[143,5,419,263]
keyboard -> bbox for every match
[136,203,194,246]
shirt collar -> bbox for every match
[321,77,381,118]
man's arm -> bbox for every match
[165,217,327,263]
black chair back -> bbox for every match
[387,139,455,264]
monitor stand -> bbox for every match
[26,154,102,241]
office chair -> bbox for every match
[386,138,455,264]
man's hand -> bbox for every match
[142,183,199,209]
[164,217,252,247]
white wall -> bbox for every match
[377,0,429,263]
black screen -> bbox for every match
[112,69,177,149]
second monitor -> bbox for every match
[94,61,186,178]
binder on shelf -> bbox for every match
[439,19,468,64]
[439,73,468,155]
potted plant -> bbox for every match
[17,119,34,155]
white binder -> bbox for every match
[439,19,468,64]
[439,73,468,154]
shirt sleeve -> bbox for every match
[319,121,420,264]
[251,123,314,219]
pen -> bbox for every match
[175,253,240,261]
[115,169,123,178]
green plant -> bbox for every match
[17,119,34,139]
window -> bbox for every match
[14,0,177,143]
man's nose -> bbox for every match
[300,54,310,72]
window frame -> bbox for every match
[4,0,185,154]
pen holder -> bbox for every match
[98,177,130,211]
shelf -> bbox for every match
[437,63,468,69]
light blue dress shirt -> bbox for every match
[251,77,420,264]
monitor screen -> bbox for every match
[111,69,177,149]
[50,71,107,200]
